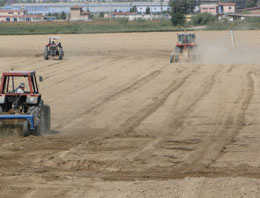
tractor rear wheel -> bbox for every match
[58,48,63,60]
[44,104,51,132]
[33,107,45,136]
[175,55,179,63]
[20,121,30,137]
[44,46,48,60]
[170,55,174,63]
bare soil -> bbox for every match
[1,31,260,197]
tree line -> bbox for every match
[169,0,260,26]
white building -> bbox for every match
[0,9,43,22]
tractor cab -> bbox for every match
[0,71,42,114]
[177,33,196,46]
[170,32,201,63]
[0,70,50,136]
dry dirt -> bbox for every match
[1,31,260,197]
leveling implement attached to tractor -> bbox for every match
[0,71,50,136]
[170,32,201,63]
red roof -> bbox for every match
[81,11,90,14]
[218,2,236,6]
[0,15,42,18]
[0,9,24,12]
[71,6,82,9]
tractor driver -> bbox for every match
[15,83,25,94]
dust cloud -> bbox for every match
[197,31,260,64]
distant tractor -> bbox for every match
[0,71,51,136]
[170,32,201,63]
[44,37,64,60]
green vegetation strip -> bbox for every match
[1,18,259,35]
[0,20,188,35]
[207,19,260,30]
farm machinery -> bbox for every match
[170,32,201,63]
[44,36,64,60]
[0,71,51,136]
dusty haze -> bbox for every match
[0,31,260,197]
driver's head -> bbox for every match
[19,83,25,90]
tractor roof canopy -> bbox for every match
[48,36,60,41]
[1,71,39,95]
[2,71,36,77]
[178,33,195,36]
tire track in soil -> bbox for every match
[167,66,221,132]
[52,57,142,86]
[213,71,255,162]
[38,60,80,81]
[114,64,203,136]
[108,65,220,169]
[182,70,255,173]
[35,64,201,173]
[44,56,106,77]
[66,76,108,96]
[55,63,169,131]
[102,68,259,181]
[0,57,35,69]
[1,58,46,72]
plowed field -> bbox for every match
[1,31,260,197]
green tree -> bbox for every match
[61,11,66,20]
[99,12,104,17]
[0,0,5,7]
[130,5,137,12]
[169,0,195,26]
[145,7,151,14]
[245,0,257,7]
[191,13,216,25]
[257,0,260,7]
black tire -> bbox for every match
[44,104,51,132]
[58,48,63,60]
[175,47,181,54]
[44,46,48,60]
[31,106,45,136]
[20,121,30,137]
[175,55,179,63]
[170,55,174,63]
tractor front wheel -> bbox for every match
[58,48,63,60]
[175,55,179,63]
[44,46,48,60]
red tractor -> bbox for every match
[0,71,51,136]
[170,32,201,63]
[44,37,64,60]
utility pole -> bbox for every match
[160,0,162,14]
[109,0,112,22]
[150,0,152,18]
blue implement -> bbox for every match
[0,114,35,130]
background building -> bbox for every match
[70,5,90,20]
[218,2,236,14]
[0,9,43,22]
[200,4,218,15]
